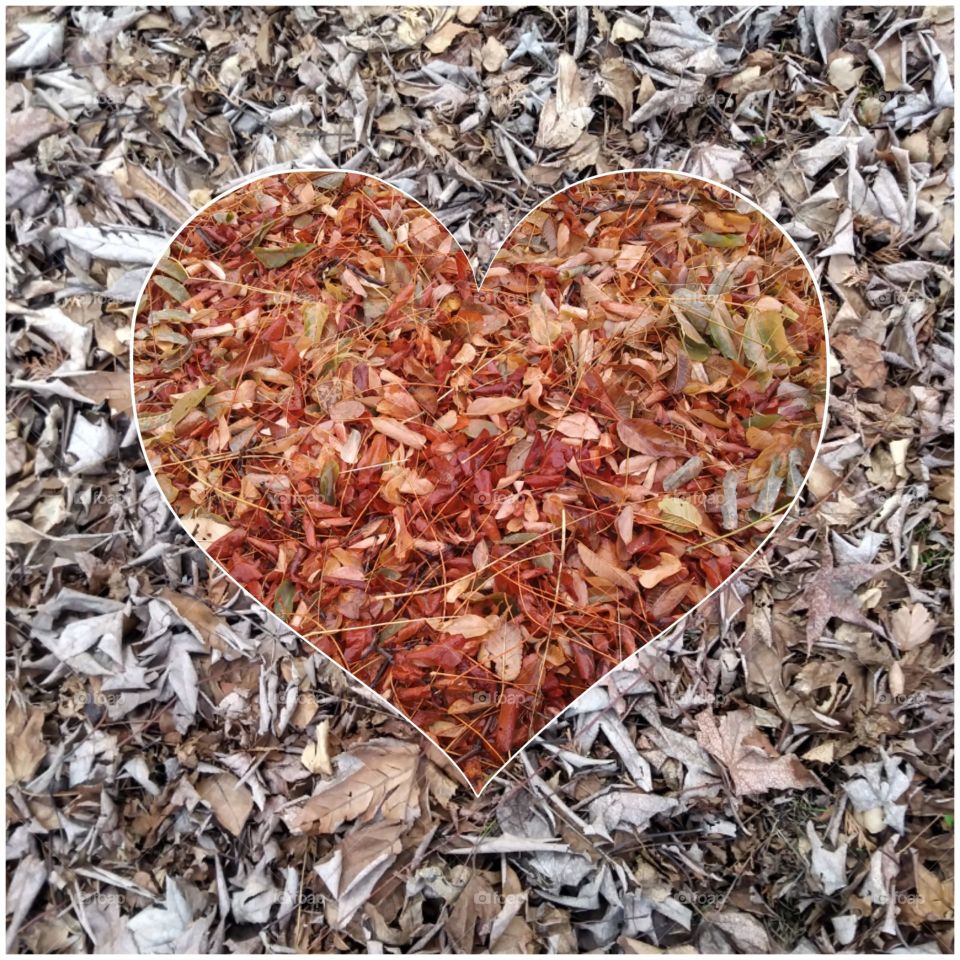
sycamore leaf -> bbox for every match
[696,709,820,796]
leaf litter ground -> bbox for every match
[6,6,953,954]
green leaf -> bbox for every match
[501,531,540,544]
[149,308,191,324]
[659,496,704,534]
[693,232,747,249]
[252,242,315,268]
[319,461,340,504]
[368,215,395,253]
[313,172,346,190]
[169,384,213,427]
[138,412,170,433]
[274,580,296,620]
[154,275,190,303]
[705,301,739,361]
[157,257,189,283]
[153,327,191,345]
[742,413,781,429]
[745,308,800,367]
[303,302,330,339]
[676,316,711,362]
[672,289,714,332]
[531,552,555,571]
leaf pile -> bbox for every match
[133,169,826,788]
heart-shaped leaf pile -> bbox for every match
[132,169,827,792]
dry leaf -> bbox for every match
[479,622,523,681]
[196,772,253,837]
[285,739,419,834]
[466,396,526,416]
[890,603,936,651]
[696,709,820,796]
[535,53,594,149]
[369,416,427,449]
[637,552,682,589]
[577,542,638,594]
[6,703,47,783]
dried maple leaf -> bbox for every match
[695,708,821,796]
[785,547,889,649]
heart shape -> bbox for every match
[132,169,827,792]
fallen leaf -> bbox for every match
[369,416,427,449]
[479,622,523,681]
[577,542,638,594]
[637,552,682,588]
[6,703,47,783]
[696,708,820,796]
[466,396,526,416]
[617,418,688,456]
[196,772,253,837]
[285,739,420,834]
[535,53,594,149]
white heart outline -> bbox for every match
[130,166,831,797]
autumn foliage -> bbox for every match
[133,170,827,788]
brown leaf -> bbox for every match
[577,542,638,594]
[889,603,936,651]
[6,703,47,783]
[285,739,419,835]
[424,20,468,54]
[535,53,594,149]
[695,708,820,796]
[446,874,501,952]
[637,551,682,588]
[833,334,887,388]
[466,396,526,416]
[553,411,602,440]
[479,621,523,681]
[159,588,230,652]
[785,548,888,648]
[616,418,689,456]
[369,416,427,449]
[196,772,253,837]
